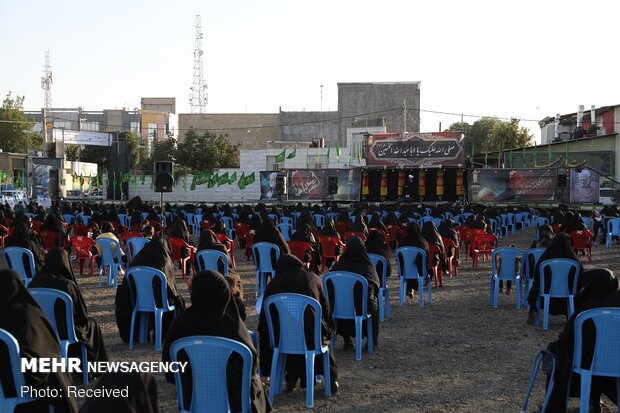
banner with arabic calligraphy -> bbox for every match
[287,169,362,201]
[468,168,556,203]
[366,132,465,167]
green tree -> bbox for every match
[463,117,532,155]
[446,121,471,136]
[120,131,140,167]
[0,92,42,153]
[177,129,240,171]
[65,144,79,161]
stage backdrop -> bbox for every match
[366,132,464,167]
[287,169,361,201]
[468,168,556,202]
[570,168,600,204]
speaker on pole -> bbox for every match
[154,161,174,192]
[328,176,339,195]
[557,173,567,188]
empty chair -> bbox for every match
[70,236,97,276]
[471,233,498,269]
[322,271,374,361]
[395,246,432,307]
[252,242,281,297]
[522,248,546,308]
[221,216,234,240]
[279,216,294,226]
[195,249,229,276]
[568,230,592,264]
[125,266,176,351]
[605,218,620,247]
[278,223,293,241]
[2,247,36,286]
[262,294,333,407]
[95,238,125,287]
[117,213,131,228]
[28,288,89,384]
[169,336,253,413]
[489,247,523,309]
[326,212,338,222]
[536,258,580,330]
[126,237,151,263]
[313,214,326,229]
[368,253,391,321]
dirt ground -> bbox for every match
[25,223,620,412]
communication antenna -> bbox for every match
[189,15,208,113]
[41,49,53,110]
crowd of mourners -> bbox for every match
[1,195,620,412]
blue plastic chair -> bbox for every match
[28,288,89,384]
[252,242,280,297]
[534,217,550,239]
[567,307,620,412]
[263,293,332,408]
[443,212,454,221]
[62,213,75,225]
[79,215,91,226]
[117,213,131,228]
[194,249,229,276]
[222,216,234,240]
[125,266,176,351]
[313,214,326,229]
[487,218,500,238]
[395,247,432,307]
[126,237,150,262]
[368,253,391,321]
[169,336,253,413]
[0,328,52,411]
[536,259,580,331]
[322,271,374,361]
[430,217,443,229]
[141,212,150,221]
[581,216,592,231]
[521,350,556,413]
[515,212,530,229]
[326,212,338,222]
[489,247,523,309]
[268,213,278,223]
[419,216,433,227]
[2,247,36,287]
[522,248,546,309]
[277,223,293,242]
[606,218,620,247]
[96,238,125,288]
[279,216,294,226]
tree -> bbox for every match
[65,144,79,161]
[0,92,42,153]
[176,129,240,171]
[119,131,140,168]
[446,121,471,136]
[462,117,532,156]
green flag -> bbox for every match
[327,145,331,160]
[208,173,218,188]
[245,172,255,185]
[141,170,146,185]
[218,172,229,186]
[228,171,237,184]
[275,149,286,163]
[336,144,341,162]
[238,172,246,190]
[79,173,84,186]
[286,148,296,159]
[122,172,131,183]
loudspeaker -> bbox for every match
[154,161,174,192]
[276,175,287,196]
[328,176,338,195]
[558,173,567,188]
[48,168,60,198]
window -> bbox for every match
[266,155,283,171]
[54,121,72,129]
[306,155,329,169]
[146,123,158,154]
[81,122,99,131]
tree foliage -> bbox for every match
[0,92,42,153]
[65,144,79,161]
[120,131,140,168]
[449,117,533,155]
[176,129,240,171]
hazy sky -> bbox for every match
[2,0,619,142]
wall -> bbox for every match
[279,111,340,145]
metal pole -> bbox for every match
[160,191,165,234]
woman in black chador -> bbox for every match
[115,237,186,343]
[398,221,430,292]
[29,248,108,382]
[162,270,272,413]
[258,254,338,393]
[328,237,380,350]
[5,214,47,273]
[0,269,77,412]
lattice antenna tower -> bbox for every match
[189,15,208,113]
[41,49,53,110]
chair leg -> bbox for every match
[305,353,316,408]
[322,351,331,397]
[268,349,280,403]
[355,318,362,361]
[154,310,163,351]
[378,288,385,322]
[81,344,89,385]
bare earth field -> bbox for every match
[18,224,619,412]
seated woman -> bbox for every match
[41,212,68,248]
[253,215,291,257]
[290,223,321,272]
[398,221,431,293]
[0,269,77,413]
[115,237,186,343]
[545,268,620,411]
[526,233,583,324]
[348,214,369,236]
[196,229,232,272]
[5,214,47,274]
[365,229,391,278]
[319,218,345,268]
[531,224,555,249]
[258,254,338,393]
[168,216,196,259]
[367,212,388,234]
[328,237,380,350]
[95,221,127,265]
[162,270,272,413]
[28,248,108,382]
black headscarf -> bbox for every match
[365,229,391,277]
[330,237,379,295]
[399,221,429,251]
[254,217,291,255]
[197,229,228,255]
[367,212,387,233]
[348,214,368,234]
[5,216,47,274]
[290,223,314,243]
[168,217,193,245]
[421,221,448,270]
[319,218,342,240]
[162,270,272,413]
[564,213,587,233]
[438,220,459,245]
[531,224,555,249]
[0,269,77,412]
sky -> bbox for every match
[2,0,620,143]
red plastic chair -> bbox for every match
[318,235,346,271]
[471,233,498,269]
[71,223,88,237]
[215,233,236,268]
[343,231,367,242]
[39,230,59,251]
[31,220,43,232]
[569,230,593,263]
[288,240,315,269]
[386,224,403,249]
[428,243,444,288]
[167,237,196,279]
[0,224,8,248]
[200,220,213,232]
[441,237,459,277]
[335,221,349,237]
[551,223,561,234]
[456,225,471,260]
[70,236,97,276]
[234,222,250,247]
[244,230,255,261]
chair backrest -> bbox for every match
[195,249,229,276]
[318,235,344,258]
[62,214,75,225]
[441,237,458,256]
[335,221,349,237]
[472,233,497,252]
[117,214,131,228]
[313,214,325,228]
[322,271,369,319]
[455,226,471,243]
[573,308,620,378]
[126,237,151,262]
[343,231,367,242]
[39,230,59,250]
[368,253,388,289]
[28,288,78,344]
[386,224,402,241]
[568,230,591,250]
[267,214,278,223]
[279,216,294,226]
[607,218,620,235]
[0,328,29,403]
[523,248,546,279]
[277,223,293,241]
[169,336,252,413]
[70,236,95,255]
[96,237,123,263]
[491,247,524,280]
[431,218,443,228]
[263,293,323,354]
[288,240,313,264]
[539,258,580,298]
[3,247,36,285]
[581,216,592,231]
[252,242,280,273]
[168,237,190,261]
[395,246,428,279]
[125,266,172,312]
[326,212,338,222]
